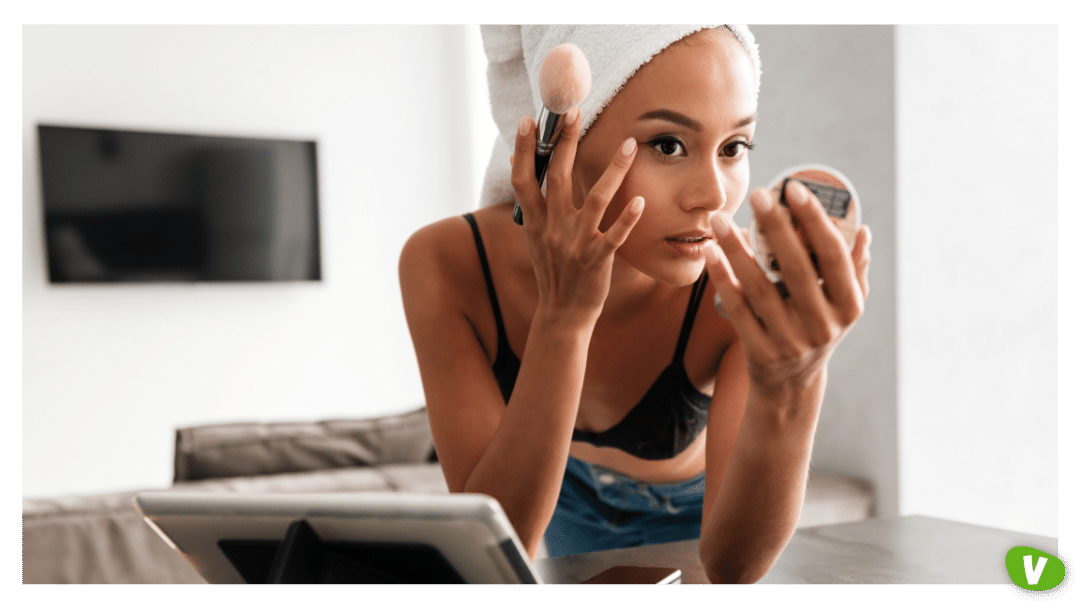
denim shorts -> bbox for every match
[542,454,706,558]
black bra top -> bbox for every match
[463,213,711,461]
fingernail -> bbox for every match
[629,196,644,214]
[566,106,580,124]
[787,179,810,205]
[864,225,872,246]
[750,190,772,213]
[621,137,636,156]
[519,116,531,136]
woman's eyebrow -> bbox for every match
[638,109,702,130]
[734,112,758,128]
[638,109,758,131]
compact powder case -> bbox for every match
[748,164,861,286]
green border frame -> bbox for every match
[10,1,1071,608]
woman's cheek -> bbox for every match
[572,143,616,214]
[726,163,751,215]
[608,172,657,254]
[597,162,645,231]
[599,187,632,232]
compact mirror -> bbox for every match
[748,164,861,284]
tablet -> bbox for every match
[134,491,542,584]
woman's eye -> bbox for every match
[722,140,755,158]
[649,137,685,157]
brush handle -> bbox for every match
[534,150,553,184]
[512,108,564,225]
[509,154,552,225]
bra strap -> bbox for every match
[673,272,709,361]
[463,213,511,352]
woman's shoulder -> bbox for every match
[398,204,522,306]
[399,214,472,300]
[400,204,513,268]
[400,214,466,265]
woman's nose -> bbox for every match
[683,161,726,212]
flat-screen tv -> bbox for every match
[37,124,322,283]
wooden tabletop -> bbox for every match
[535,515,1057,584]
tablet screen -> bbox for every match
[135,491,541,584]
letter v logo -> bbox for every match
[1006,546,1066,591]
[1023,554,1047,585]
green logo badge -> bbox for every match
[1005,546,1066,591]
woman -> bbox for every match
[399,25,870,583]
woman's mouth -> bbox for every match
[665,234,712,258]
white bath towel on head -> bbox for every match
[479,24,762,210]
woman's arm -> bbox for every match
[399,108,643,560]
[400,228,591,559]
[698,341,825,583]
[698,179,872,583]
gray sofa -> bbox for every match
[22,407,873,584]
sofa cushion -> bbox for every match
[174,407,435,482]
[172,463,449,495]
[23,491,206,584]
[23,463,450,584]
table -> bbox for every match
[535,515,1057,584]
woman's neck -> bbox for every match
[599,256,677,322]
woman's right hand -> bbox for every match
[510,108,645,325]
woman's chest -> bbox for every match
[465,214,731,431]
[574,317,722,434]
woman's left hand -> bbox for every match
[706,179,871,394]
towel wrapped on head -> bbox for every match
[479,25,762,209]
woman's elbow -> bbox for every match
[698,545,769,584]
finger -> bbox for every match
[704,242,768,344]
[510,116,544,225]
[750,186,829,312]
[711,212,792,337]
[784,179,862,317]
[543,106,583,217]
[600,195,644,252]
[580,137,638,233]
[851,225,871,300]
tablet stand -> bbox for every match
[217,519,467,583]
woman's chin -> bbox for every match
[615,253,706,287]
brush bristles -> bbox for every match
[538,43,592,115]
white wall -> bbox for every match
[746,25,899,519]
[22,25,482,498]
[896,25,1058,537]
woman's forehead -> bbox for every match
[604,31,757,124]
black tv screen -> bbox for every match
[37,125,321,283]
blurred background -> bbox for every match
[22,25,1057,538]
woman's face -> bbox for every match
[572,28,758,286]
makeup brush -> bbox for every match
[513,43,592,225]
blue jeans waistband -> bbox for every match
[564,454,706,515]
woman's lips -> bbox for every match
[665,233,712,259]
